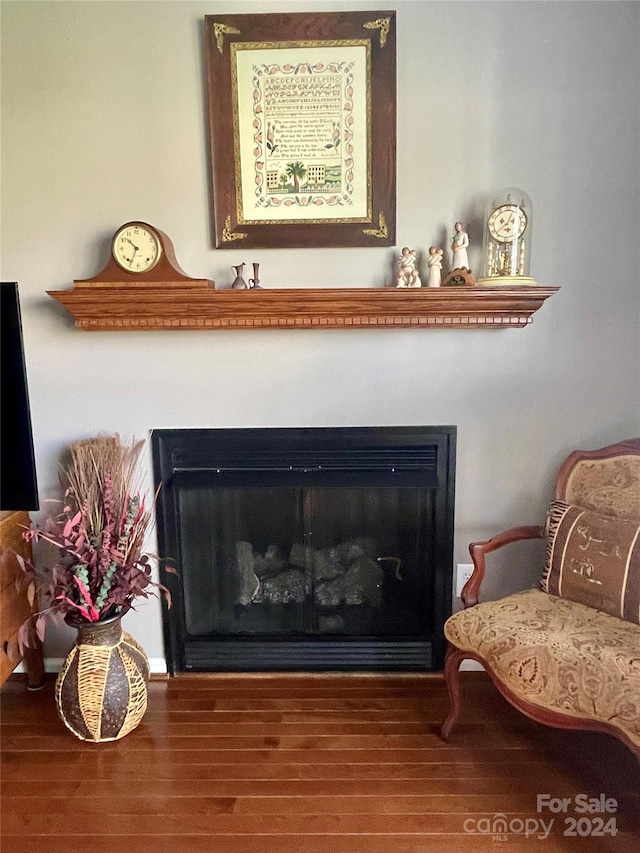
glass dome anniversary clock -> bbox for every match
[477,188,536,285]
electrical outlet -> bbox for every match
[456,563,474,597]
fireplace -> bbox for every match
[152,426,455,673]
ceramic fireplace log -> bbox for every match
[232,537,386,609]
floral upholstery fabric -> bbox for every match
[445,588,640,748]
[563,454,640,522]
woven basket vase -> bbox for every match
[55,613,150,742]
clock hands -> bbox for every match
[123,237,139,266]
[498,213,515,237]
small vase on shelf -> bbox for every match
[248,262,263,289]
[231,263,248,289]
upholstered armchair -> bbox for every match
[441,439,640,759]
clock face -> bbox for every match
[487,204,527,243]
[112,223,162,273]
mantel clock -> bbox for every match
[477,189,536,286]
[73,222,214,289]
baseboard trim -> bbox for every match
[16,658,481,675]
[15,657,168,675]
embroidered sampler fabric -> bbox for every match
[444,588,640,748]
[541,501,640,625]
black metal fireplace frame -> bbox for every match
[152,426,456,674]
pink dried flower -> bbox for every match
[16,435,172,652]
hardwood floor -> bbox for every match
[1,672,638,852]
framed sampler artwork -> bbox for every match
[204,10,396,249]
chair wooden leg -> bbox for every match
[440,644,466,742]
[24,642,46,691]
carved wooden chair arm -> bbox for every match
[461,525,545,609]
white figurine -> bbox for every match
[426,247,444,288]
[451,222,469,269]
[408,268,422,288]
[396,246,418,287]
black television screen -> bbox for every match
[1,282,39,510]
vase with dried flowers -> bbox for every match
[17,434,172,742]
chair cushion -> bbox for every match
[541,501,640,624]
[444,588,640,748]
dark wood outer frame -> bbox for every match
[204,11,396,249]
[440,438,640,760]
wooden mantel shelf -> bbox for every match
[47,282,558,331]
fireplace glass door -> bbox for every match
[179,484,434,639]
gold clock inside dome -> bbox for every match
[112,222,162,273]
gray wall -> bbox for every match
[2,1,639,664]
